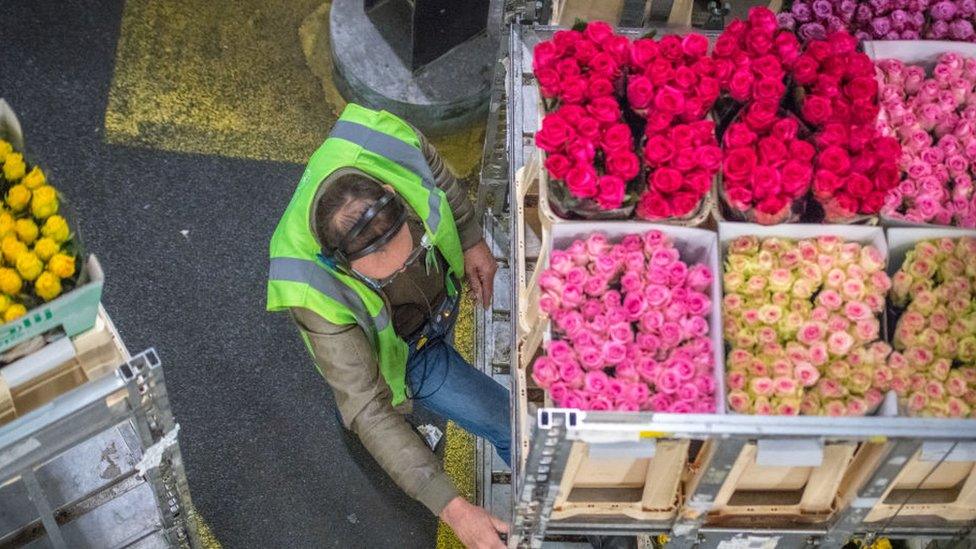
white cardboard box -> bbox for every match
[885,226,976,276]
[863,40,976,69]
[548,222,726,413]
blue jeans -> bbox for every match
[406,337,512,467]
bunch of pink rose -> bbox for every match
[533,22,630,105]
[530,230,717,412]
[886,237,976,417]
[720,103,815,225]
[876,54,976,227]
[626,33,722,221]
[794,32,902,221]
[625,34,720,127]
[534,22,637,211]
[723,235,893,416]
[712,7,802,105]
[636,120,721,221]
[537,103,637,210]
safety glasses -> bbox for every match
[354,232,438,289]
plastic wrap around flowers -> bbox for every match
[877,53,976,227]
[888,237,976,417]
[530,230,717,412]
[777,0,976,43]
[723,235,892,416]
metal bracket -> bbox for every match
[509,412,573,548]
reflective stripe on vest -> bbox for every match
[329,120,442,232]
[268,257,390,332]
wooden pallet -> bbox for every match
[845,443,976,524]
[686,441,859,525]
[553,439,691,520]
[0,306,128,426]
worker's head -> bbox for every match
[315,174,419,287]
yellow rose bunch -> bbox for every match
[3,153,25,182]
[0,140,78,318]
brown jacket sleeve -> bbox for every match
[414,128,483,251]
[290,307,458,515]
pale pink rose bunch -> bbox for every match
[723,235,892,416]
[530,230,717,412]
[887,237,976,417]
[875,54,976,227]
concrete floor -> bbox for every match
[0,1,447,547]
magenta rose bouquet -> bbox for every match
[531,230,718,412]
[887,237,976,417]
[876,53,976,228]
[723,235,892,416]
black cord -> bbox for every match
[408,336,451,400]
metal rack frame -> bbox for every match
[500,19,976,549]
[0,349,195,548]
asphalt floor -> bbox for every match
[1,1,457,547]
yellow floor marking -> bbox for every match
[188,507,222,549]
[105,0,333,163]
[439,292,478,549]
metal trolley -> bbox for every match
[0,349,195,548]
[473,14,976,549]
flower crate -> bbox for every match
[0,305,127,426]
[514,173,726,517]
[701,222,891,523]
[687,439,860,525]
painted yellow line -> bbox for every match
[188,507,222,549]
[105,0,334,163]
[438,291,479,549]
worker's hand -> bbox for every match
[463,239,497,309]
[440,497,508,549]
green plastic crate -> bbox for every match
[0,100,102,352]
[0,255,104,353]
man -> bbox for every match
[267,103,511,548]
